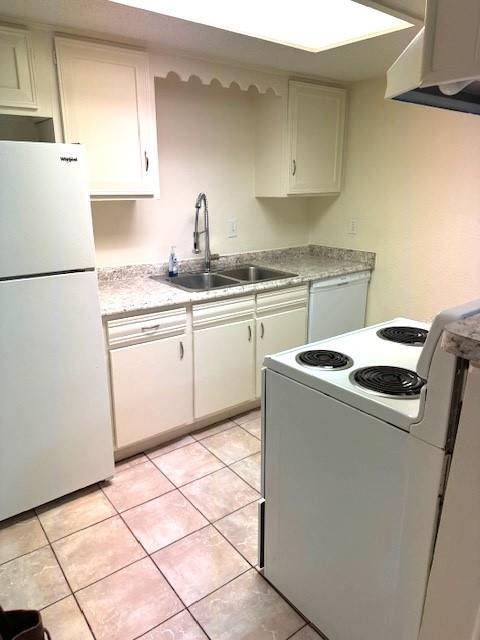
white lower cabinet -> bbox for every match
[106,287,309,449]
[193,297,256,419]
[255,287,308,397]
[107,309,192,448]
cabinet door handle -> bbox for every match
[292,159,297,176]
[141,324,160,332]
[179,341,184,360]
[248,325,252,342]
[260,322,265,339]
[144,151,149,172]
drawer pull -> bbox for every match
[141,324,160,332]
[145,150,149,172]
[260,322,265,339]
[180,341,184,360]
[248,325,252,342]
[292,159,297,176]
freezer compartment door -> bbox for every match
[0,271,114,520]
[0,141,95,279]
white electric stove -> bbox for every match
[260,299,480,640]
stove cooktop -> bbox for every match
[263,317,431,429]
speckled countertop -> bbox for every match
[442,314,480,364]
[98,245,375,318]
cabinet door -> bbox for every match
[0,26,36,109]
[110,334,192,448]
[256,307,307,397]
[288,81,346,195]
[55,37,157,198]
[194,319,255,419]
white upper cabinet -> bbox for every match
[288,82,346,195]
[0,25,37,110]
[55,37,159,199]
[254,80,346,197]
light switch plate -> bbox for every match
[347,218,357,235]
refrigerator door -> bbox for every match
[0,141,96,279]
[0,271,114,520]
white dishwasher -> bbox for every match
[308,271,370,342]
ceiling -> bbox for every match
[0,0,426,82]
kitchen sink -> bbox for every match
[152,264,297,292]
[218,264,297,282]
[151,272,239,291]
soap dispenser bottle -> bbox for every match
[168,246,178,277]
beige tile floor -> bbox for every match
[0,410,322,640]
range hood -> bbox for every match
[386,1,480,115]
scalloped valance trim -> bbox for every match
[149,51,288,97]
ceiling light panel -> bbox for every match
[110,0,413,52]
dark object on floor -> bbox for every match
[0,607,51,640]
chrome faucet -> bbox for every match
[193,192,212,272]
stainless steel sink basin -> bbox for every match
[218,264,297,282]
[151,264,298,292]
[151,272,239,291]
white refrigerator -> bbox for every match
[0,141,114,521]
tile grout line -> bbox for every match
[156,429,262,567]
[193,430,253,466]
[129,608,214,640]
[144,448,261,595]
[191,421,238,442]
[194,436,261,494]
[185,565,252,610]
[163,446,261,568]
[0,541,52,569]
[99,482,213,640]
[149,443,227,488]
[140,418,240,468]
[174,484,257,570]
[38,511,120,545]
[34,512,97,640]
[1,411,261,640]
[285,624,308,639]
[100,482,179,516]
[237,422,261,441]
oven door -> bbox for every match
[262,369,443,640]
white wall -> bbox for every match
[309,77,480,324]
[92,76,310,266]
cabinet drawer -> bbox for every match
[256,286,308,315]
[107,308,187,347]
[193,296,255,330]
